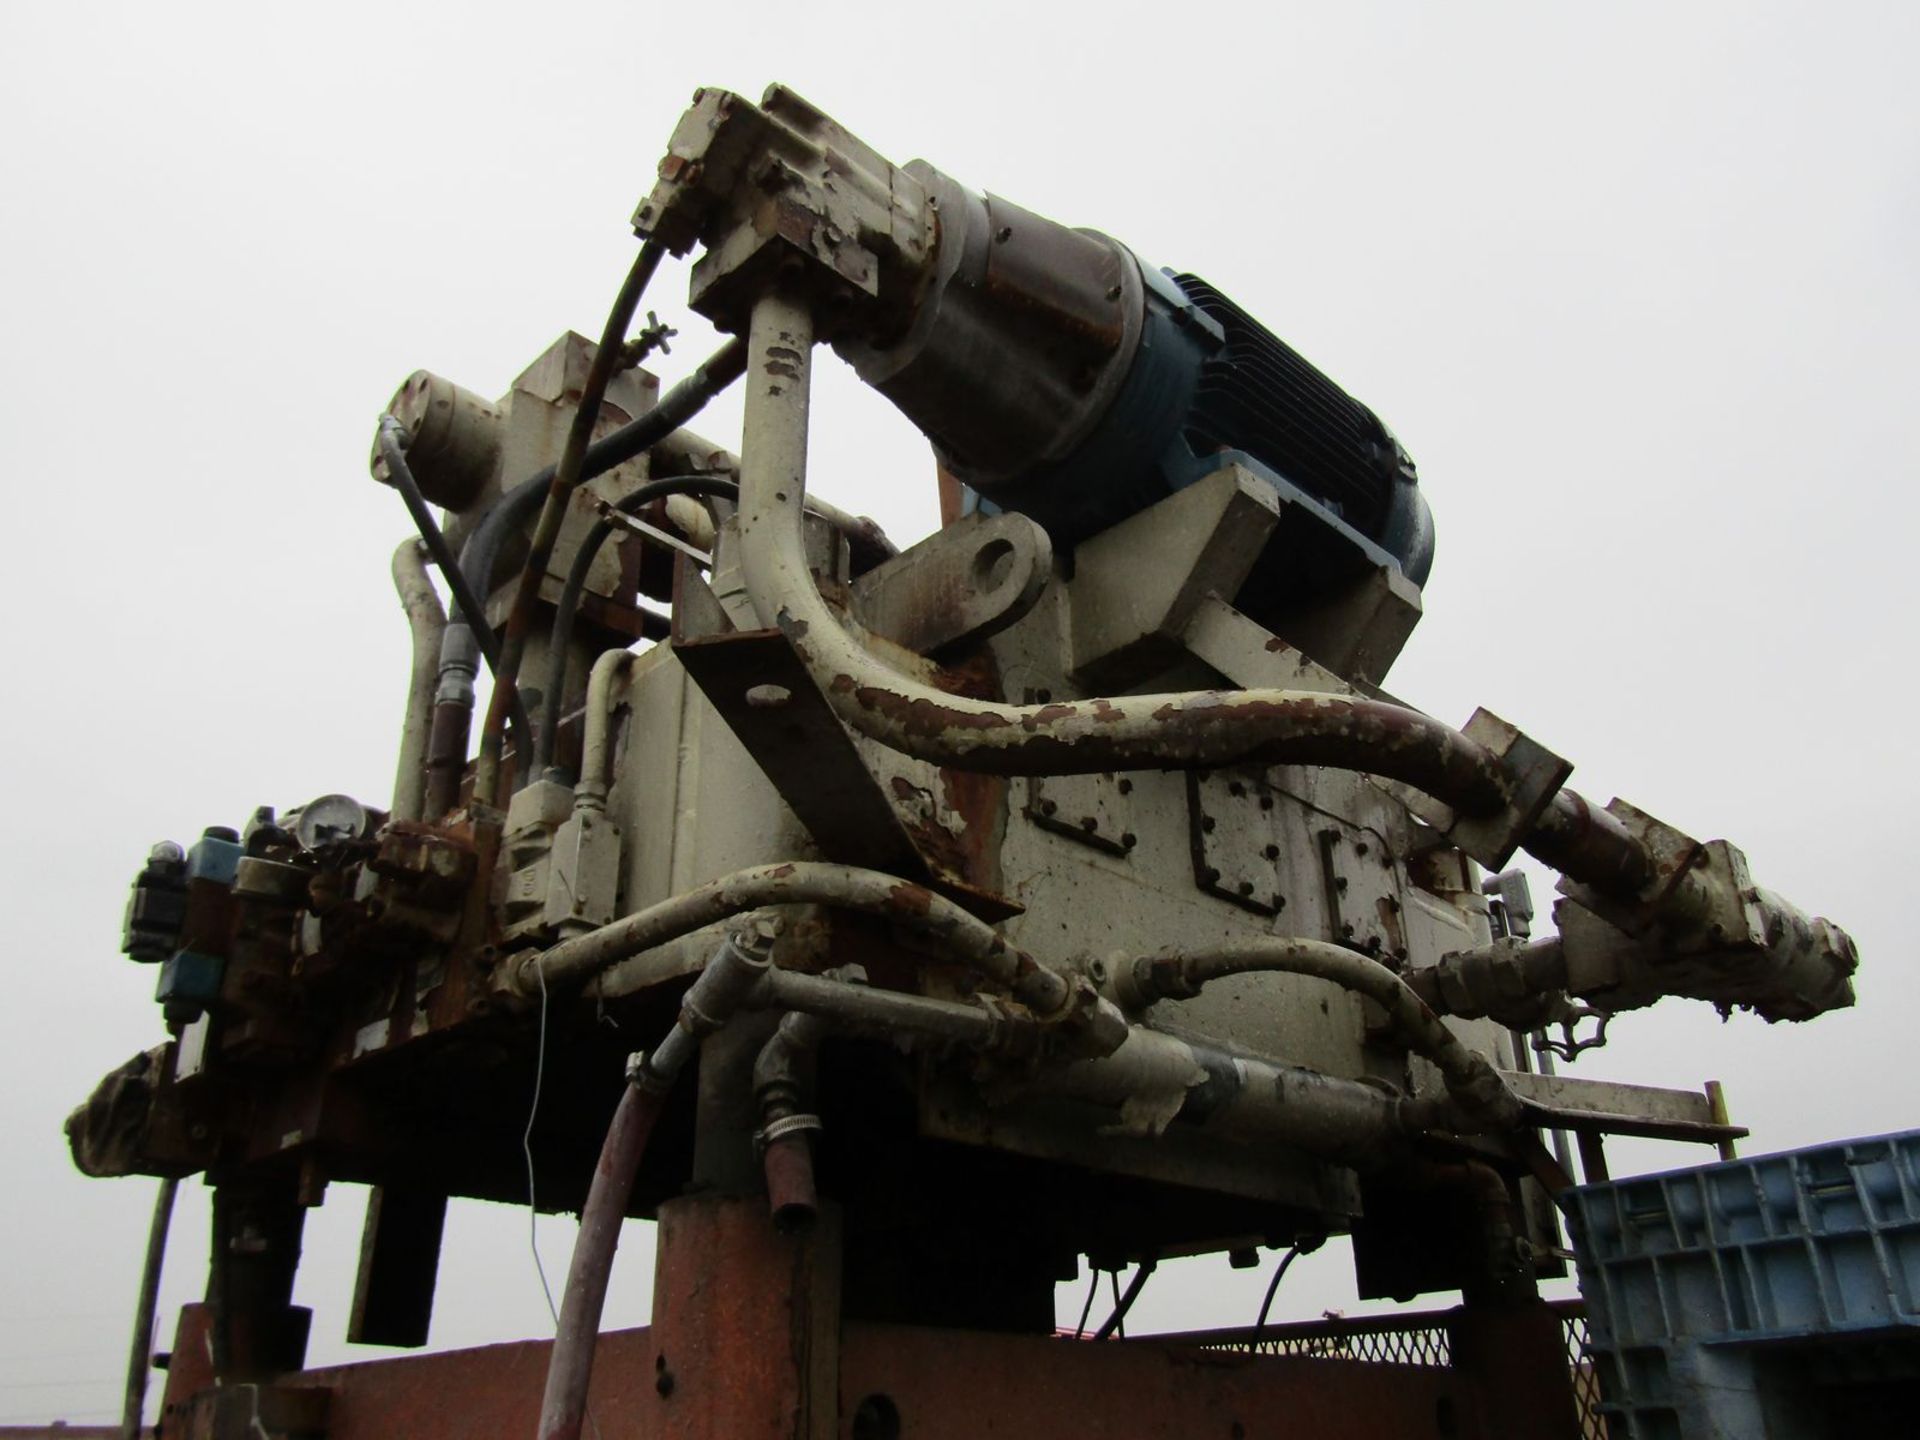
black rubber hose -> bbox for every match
[1247,1245,1301,1352]
[457,470,549,614]
[379,417,536,764]
[455,333,752,621]
[1091,1258,1157,1341]
[477,242,670,805]
[532,473,740,775]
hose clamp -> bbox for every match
[754,1112,823,1152]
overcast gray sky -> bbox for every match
[4,1,1916,1427]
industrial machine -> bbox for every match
[74,85,1860,1439]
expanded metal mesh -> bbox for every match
[1560,1306,1611,1440]
[1189,1298,1611,1437]
[1240,1317,1452,1367]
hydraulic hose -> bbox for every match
[729,291,1510,813]
[535,931,769,1440]
[512,861,1074,1021]
[1121,938,1522,1130]
[475,243,675,807]
[532,473,741,776]
[1091,1258,1156,1340]
[752,1011,829,1230]
[379,418,536,775]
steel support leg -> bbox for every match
[646,1192,842,1440]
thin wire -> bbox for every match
[1072,1267,1100,1338]
[523,960,560,1327]
[522,961,606,1440]
[1248,1246,1302,1353]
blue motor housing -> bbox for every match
[974,264,1434,596]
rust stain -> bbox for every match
[885,883,934,916]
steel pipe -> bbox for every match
[389,539,446,824]
[1049,1027,1417,1167]
[758,968,1021,1051]
[118,1175,178,1440]
[729,291,1509,813]
[753,1011,828,1229]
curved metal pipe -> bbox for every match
[730,291,1508,813]
[389,540,446,824]
[512,861,1073,1021]
[572,648,639,813]
[651,426,898,564]
[379,418,535,800]
[1120,937,1522,1130]
[533,474,740,777]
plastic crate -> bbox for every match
[1565,1130,1920,1439]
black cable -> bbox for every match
[532,474,740,775]
[1072,1267,1100,1339]
[1247,1246,1301,1352]
[455,333,749,640]
[478,241,672,803]
[379,417,535,763]
[1091,1258,1156,1341]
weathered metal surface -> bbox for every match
[156,1302,1595,1440]
[1497,1069,1747,1144]
[1026,770,1133,856]
[851,510,1052,657]
[672,624,937,885]
[1389,709,1572,871]
[1448,1298,1586,1439]
[1187,770,1290,916]
[1068,465,1280,689]
[839,1320,1480,1439]
[648,1194,840,1440]
[86,83,1867,1440]
[635,86,936,331]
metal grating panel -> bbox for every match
[1185,1299,1609,1437]
[1561,1305,1612,1440]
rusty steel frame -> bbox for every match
[151,1194,1588,1439]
